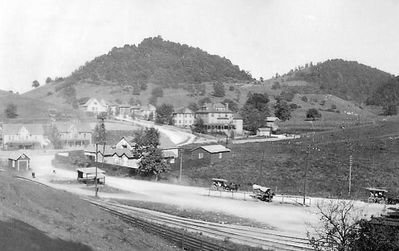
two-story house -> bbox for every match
[195,103,243,135]
[53,122,92,148]
[81,98,108,115]
[173,108,195,128]
[2,124,47,149]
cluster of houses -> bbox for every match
[80,97,156,120]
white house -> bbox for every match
[2,124,47,149]
[173,108,195,128]
[53,122,92,147]
[115,136,136,150]
[81,98,108,114]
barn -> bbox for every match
[8,153,30,171]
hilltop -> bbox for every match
[279,59,393,103]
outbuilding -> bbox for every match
[191,144,231,165]
[8,153,30,171]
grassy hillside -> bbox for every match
[0,91,86,123]
[282,59,393,103]
[179,118,399,199]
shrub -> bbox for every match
[301,96,308,102]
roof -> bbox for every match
[8,152,30,160]
[159,134,178,150]
[365,187,388,193]
[3,124,44,135]
[85,145,137,159]
[162,149,178,158]
[253,184,271,193]
[53,122,92,133]
[258,127,271,131]
[266,117,280,122]
[193,144,231,154]
[212,178,228,183]
[174,107,194,114]
[120,136,135,144]
[196,103,233,114]
[76,167,105,174]
[233,113,243,119]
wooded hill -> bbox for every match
[66,36,252,88]
[283,59,394,103]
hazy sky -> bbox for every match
[1,0,398,93]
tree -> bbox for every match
[151,86,164,97]
[198,97,211,106]
[138,146,170,181]
[212,82,225,97]
[306,108,322,120]
[272,82,281,90]
[93,116,107,145]
[156,104,174,125]
[140,82,148,91]
[308,200,361,251]
[382,103,397,116]
[45,77,52,84]
[46,125,62,149]
[222,98,239,113]
[274,100,291,121]
[5,103,18,118]
[134,128,160,149]
[241,92,270,134]
[192,117,206,134]
[32,80,40,88]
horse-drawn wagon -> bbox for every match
[251,184,275,202]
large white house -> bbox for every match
[173,108,195,128]
[2,124,48,149]
[53,122,92,147]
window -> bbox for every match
[219,153,223,159]
[198,153,203,159]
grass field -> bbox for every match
[178,119,399,199]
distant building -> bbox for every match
[266,117,280,132]
[118,104,132,118]
[2,124,47,149]
[190,144,231,165]
[81,98,108,115]
[140,104,157,120]
[173,108,195,128]
[84,146,140,169]
[53,122,92,148]
[257,127,271,137]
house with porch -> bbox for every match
[81,98,108,115]
[53,122,92,148]
[84,146,140,169]
[2,124,47,149]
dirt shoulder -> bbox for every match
[0,172,179,251]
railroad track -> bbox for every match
[87,199,312,251]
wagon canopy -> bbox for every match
[253,184,271,193]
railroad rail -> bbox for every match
[87,199,313,251]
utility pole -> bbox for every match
[179,149,183,183]
[348,154,352,196]
[303,145,310,206]
[95,143,98,195]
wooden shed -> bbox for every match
[77,167,106,184]
[8,153,30,171]
[191,144,231,165]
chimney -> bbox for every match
[225,103,229,110]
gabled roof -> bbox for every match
[76,167,106,174]
[193,144,231,154]
[3,124,44,135]
[174,107,194,114]
[266,117,280,122]
[8,152,30,160]
[159,134,178,150]
[196,103,232,114]
[53,122,92,133]
[85,145,137,159]
[162,149,178,158]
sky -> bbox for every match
[0,0,398,93]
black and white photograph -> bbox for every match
[0,0,398,250]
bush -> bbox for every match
[229,86,234,91]
[301,96,308,102]
[289,103,298,110]
[331,104,337,109]
[306,108,321,120]
[271,82,281,90]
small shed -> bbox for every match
[77,167,106,184]
[257,127,271,137]
[8,153,30,171]
[191,144,231,165]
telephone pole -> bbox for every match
[303,145,310,206]
[179,149,183,183]
[348,154,353,196]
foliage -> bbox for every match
[93,117,107,145]
[274,100,291,121]
[222,99,239,113]
[228,85,234,91]
[128,97,136,106]
[278,91,296,102]
[271,82,281,90]
[287,59,392,102]
[212,82,225,97]
[308,200,360,251]
[134,127,160,149]
[32,80,40,88]
[155,103,174,125]
[351,219,399,251]
[151,86,164,97]
[241,93,270,134]
[301,96,308,102]
[198,97,211,106]
[192,117,206,134]
[5,103,18,118]
[331,104,337,110]
[382,104,397,116]
[45,77,52,84]
[66,36,252,88]
[140,82,148,91]
[289,103,298,110]
[187,102,199,112]
[138,146,170,181]
[45,125,62,149]
[306,108,322,120]
[367,77,399,112]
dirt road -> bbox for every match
[29,153,386,237]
